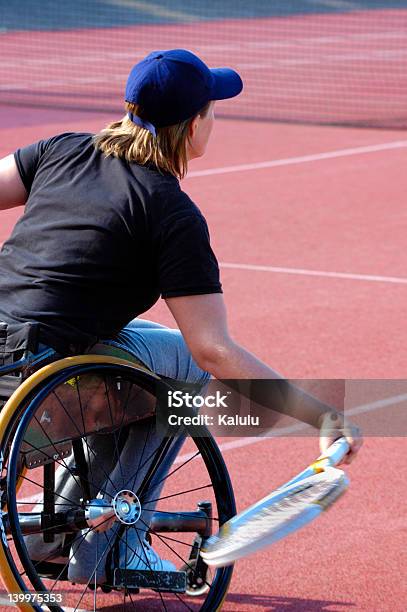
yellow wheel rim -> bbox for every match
[0,354,156,611]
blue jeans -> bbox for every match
[28,318,210,582]
[102,318,210,385]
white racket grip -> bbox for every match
[317,437,350,467]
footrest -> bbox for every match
[114,568,187,593]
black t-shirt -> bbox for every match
[0,132,222,353]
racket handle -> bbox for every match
[317,437,350,467]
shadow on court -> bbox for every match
[86,592,356,611]
[225,593,356,611]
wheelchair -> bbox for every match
[0,322,235,611]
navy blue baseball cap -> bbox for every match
[125,49,243,135]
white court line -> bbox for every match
[345,392,407,417]
[237,48,407,68]
[186,140,407,179]
[106,0,196,22]
[315,0,362,10]
[219,262,407,285]
[174,391,407,462]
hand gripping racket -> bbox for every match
[200,437,350,568]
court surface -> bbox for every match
[0,104,406,610]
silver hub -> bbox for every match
[113,489,141,525]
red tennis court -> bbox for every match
[1,101,406,610]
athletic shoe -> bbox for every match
[121,539,176,572]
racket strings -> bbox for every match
[204,474,346,554]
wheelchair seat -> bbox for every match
[0,319,147,410]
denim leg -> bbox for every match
[102,317,209,385]
[67,319,210,582]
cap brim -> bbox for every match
[210,68,243,101]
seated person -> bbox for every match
[0,49,361,583]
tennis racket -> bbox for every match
[200,437,350,567]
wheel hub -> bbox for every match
[112,489,141,525]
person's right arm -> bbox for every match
[166,292,363,463]
[0,154,28,210]
[167,293,281,379]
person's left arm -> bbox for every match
[0,154,28,210]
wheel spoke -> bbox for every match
[18,471,81,508]
[130,417,154,492]
[21,437,113,502]
[141,450,201,500]
[128,589,139,609]
[150,532,196,548]
[93,532,98,611]
[50,511,122,593]
[123,526,129,608]
[143,483,213,505]
[137,516,213,591]
[120,436,164,493]
[16,501,79,506]
[32,415,83,494]
[51,389,118,493]
[74,379,95,488]
[19,512,117,584]
[174,591,195,612]
[48,526,94,589]
[133,527,168,612]
[71,524,120,611]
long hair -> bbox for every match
[93,101,210,179]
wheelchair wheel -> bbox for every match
[0,355,235,611]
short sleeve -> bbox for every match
[158,213,222,298]
[14,139,51,193]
